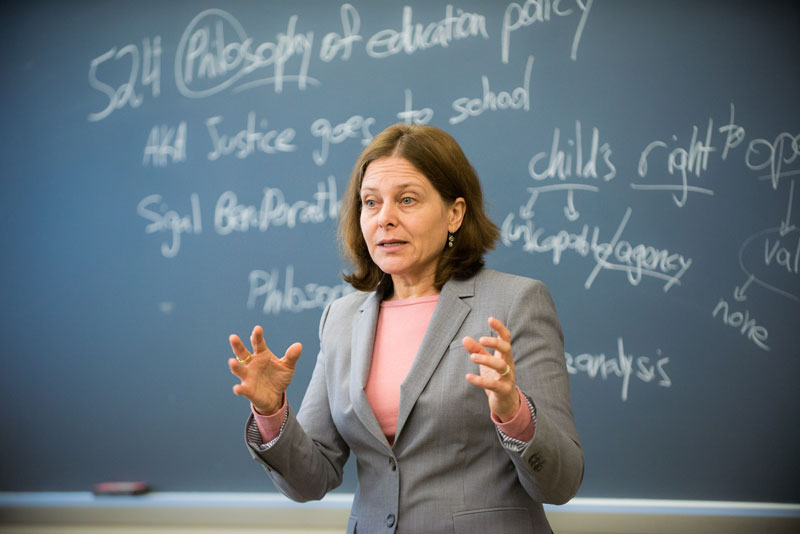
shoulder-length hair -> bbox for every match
[339,123,499,292]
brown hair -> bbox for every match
[339,123,499,292]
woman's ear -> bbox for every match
[448,197,466,233]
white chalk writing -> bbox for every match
[501,0,593,63]
[635,119,716,207]
[143,121,187,167]
[712,297,770,351]
[214,176,339,235]
[175,9,316,97]
[319,4,362,62]
[738,228,800,302]
[718,102,746,161]
[366,5,488,59]
[522,120,615,221]
[565,337,671,402]
[764,234,800,275]
[778,179,797,236]
[397,89,433,125]
[247,265,355,314]
[502,207,692,292]
[449,55,533,125]
[206,112,297,160]
[138,193,201,258]
[522,184,599,222]
[528,121,616,181]
[745,131,800,190]
[310,115,375,166]
[88,37,161,122]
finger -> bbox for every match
[283,342,303,368]
[465,372,514,393]
[462,336,489,355]
[229,334,252,361]
[232,383,250,398]
[488,317,511,341]
[251,325,268,354]
[470,353,512,375]
[477,336,512,356]
[228,358,248,378]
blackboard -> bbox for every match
[1,0,798,504]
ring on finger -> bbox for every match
[499,364,510,377]
[237,353,252,365]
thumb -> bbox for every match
[283,342,303,368]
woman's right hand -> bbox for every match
[228,325,303,415]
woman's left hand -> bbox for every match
[463,317,520,422]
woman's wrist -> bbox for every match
[492,389,522,423]
[253,393,285,416]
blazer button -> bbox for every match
[389,457,397,471]
[386,513,396,527]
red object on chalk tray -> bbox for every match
[92,481,151,496]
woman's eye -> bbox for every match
[401,197,415,205]
[363,199,376,208]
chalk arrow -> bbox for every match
[733,275,755,302]
[780,179,796,237]
[520,189,539,219]
[564,189,580,221]
[779,221,796,236]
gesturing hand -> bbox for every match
[463,317,520,422]
[228,325,302,415]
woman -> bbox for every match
[228,124,583,533]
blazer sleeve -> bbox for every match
[243,302,351,502]
[502,278,584,505]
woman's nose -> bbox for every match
[378,203,397,227]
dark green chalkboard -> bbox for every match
[1,0,798,503]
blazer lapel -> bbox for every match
[349,291,391,447]
[394,276,475,441]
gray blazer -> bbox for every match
[245,269,583,533]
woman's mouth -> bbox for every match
[378,240,407,248]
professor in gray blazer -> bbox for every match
[229,123,583,533]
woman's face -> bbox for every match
[359,156,464,291]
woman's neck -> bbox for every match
[385,274,440,300]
